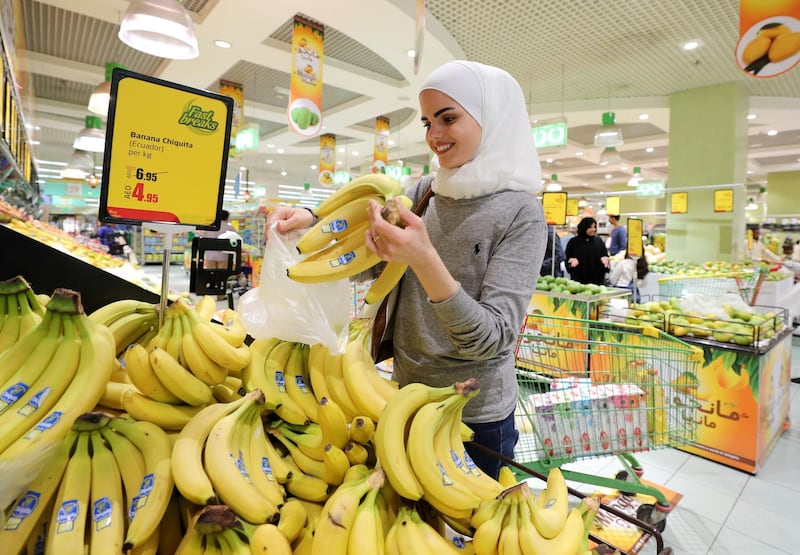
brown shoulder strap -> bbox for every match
[415,184,435,216]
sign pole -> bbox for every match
[145,223,195,328]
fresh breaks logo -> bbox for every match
[178,100,221,135]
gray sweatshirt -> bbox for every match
[392,180,547,422]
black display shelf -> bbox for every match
[0,224,160,314]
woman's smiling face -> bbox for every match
[419,89,482,169]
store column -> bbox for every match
[766,170,800,216]
[666,82,749,263]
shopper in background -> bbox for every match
[565,216,610,285]
[540,224,566,277]
[608,214,627,256]
[748,228,783,264]
[269,60,547,479]
[94,220,115,246]
[608,253,649,301]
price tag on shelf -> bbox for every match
[99,68,233,230]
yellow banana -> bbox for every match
[306,343,332,402]
[16,291,43,339]
[528,468,569,539]
[343,463,372,484]
[0,311,115,462]
[99,380,138,410]
[341,339,386,422]
[171,397,248,505]
[269,428,327,480]
[283,342,319,423]
[242,406,287,508]
[263,340,310,425]
[1,431,77,554]
[0,292,22,352]
[241,337,283,408]
[299,219,372,264]
[123,343,183,404]
[365,261,408,305]
[164,307,184,361]
[149,346,215,406]
[518,499,584,555]
[0,309,56,386]
[122,389,207,431]
[373,382,458,500]
[498,465,518,488]
[99,426,147,512]
[384,508,402,555]
[212,381,243,403]
[194,295,217,321]
[253,426,295,484]
[344,440,370,466]
[210,308,248,347]
[179,311,229,386]
[314,173,402,218]
[276,498,307,543]
[366,364,399,402]
[395,506,435,555]
[498,496,521,555]
[155,492,184,555]
[283,456,331,503]
[247,523,293,555]
[296,194,384,254]
[88,431,125,554]
[181,301,251,372]
[203,391,280,524]
[288,242,382,284]
[349,415,376,445]
[108,416,175,552]
[472,496,509,555]
[407,506,461,553]
[321,443,351,486]
[291,527,315,555]
[322,349,360,419]
[45,431,92,555]
[88,299,156,327]
[317,396,350,449]
[347,487,384,555]
[107,310,158,356]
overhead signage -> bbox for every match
[627,218,644,257]
[289,16,324,136]
[541,191,567,225]
[636,180,665,198]
[566,198,579,217]
[671,192,689,214]
[605,196,620,216]
[532,122,568,149]
[735,1,800,78]
[714,188,734,213]
[99,68,233,229]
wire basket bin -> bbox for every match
[657,269,766,305]
[514,314,703,471]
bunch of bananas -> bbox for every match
[88,298,159,357]
[373,378,504,524]
[0,275,45,353]
[103,299,251,431]
[1,411,174,554]
[385,505,462,555]
[469,468,600,555]
[287,174,412,303]
[0,288,116,463]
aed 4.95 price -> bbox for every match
[124,182,159,203]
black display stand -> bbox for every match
[0,224,160,314]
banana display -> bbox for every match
[0,281,612,554]
[0,275,45,354]
[286,174,412,304]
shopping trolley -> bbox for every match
[512,314,703,533]
[657,269,767,305]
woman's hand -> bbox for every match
[267,206,314,234]
[601,256,610,268]
[568,257,579,268]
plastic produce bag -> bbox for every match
[238,224,351,353]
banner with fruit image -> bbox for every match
[220,79,243,160]
[318,133,335,186]
[736,0,800,77]
[289,15,323,136]
[371,116,390,173]
[678,335,791,473]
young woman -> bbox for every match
[565,216,610,285]
[269,61,547,478]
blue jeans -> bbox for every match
[464,410,519,480]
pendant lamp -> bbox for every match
[593,112,623,148]
[119,0,199,60]
[627,166,642,187]
[61,150,94,180]
[545,173,562,192]
[73,116,106,153]
[599,147,621,166]
[88,63,127,116]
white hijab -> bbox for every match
[419,61,542,200]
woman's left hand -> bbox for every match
[601,256,610,268]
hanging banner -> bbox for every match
[372,116,390,173]
[541,192,567,225]
[99,68,232,229]
[606,196,620,216]
[319,133,335,186]
[289,15,324,136]
[627,218,643,257]
[220,79,243,159]
[735,0,800,77]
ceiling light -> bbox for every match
[338,147,345,153]
[119,0,199,60]
[593,112,623,148]
[766,130,778,136]
[61,150,94,180]
[310,164,317,170]
[747,170,754,174]
[638,113,649,121]
[214,39,231,49]
[545,158,553,163]
[605,174,612,179]
[747,113,757,120]
[627,166,642,187]
[352,151,359,156]
[645,147,654,153]
[578,198,588,208]
[73,115,105,152]
[276,148,284,154]
[266,159,273,164]
[575,151,584,156]
[599,146,621,166]
[88,62,126,117]
[407,50,416,57]
[280,171,287,176]
[682,40,700,51]
[621,165,628,170]
[545,174,562,192]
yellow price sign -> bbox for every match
[627,218,643,257]
[567,198,579,216]
[670,192,688,214]
[606,196,620,216]
[100,69,233,229]
[542,192,567,225]
[714,188,734,213]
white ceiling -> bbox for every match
[11,0,800,207]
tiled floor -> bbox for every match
[144,264,799,555]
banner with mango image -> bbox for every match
[289,15,324,136]
[678,335,792,473]
[736,0,800,77]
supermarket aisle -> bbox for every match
[559,339,800,555]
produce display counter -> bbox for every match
[528,286,632,322]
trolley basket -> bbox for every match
[657,269,766,305]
